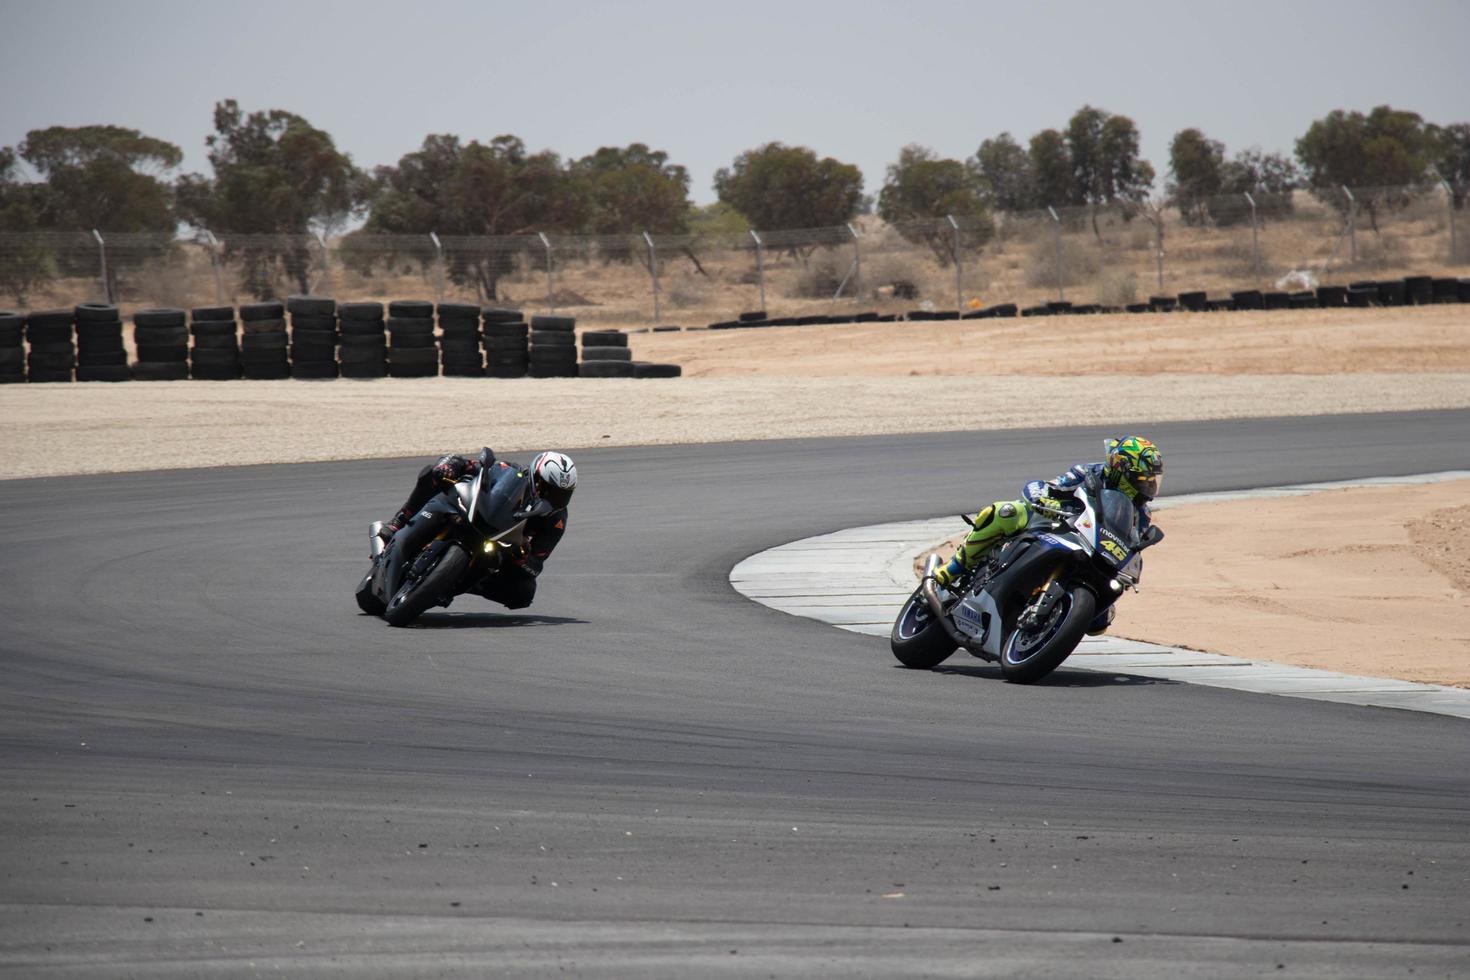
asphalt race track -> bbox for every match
[3,409,1469,977]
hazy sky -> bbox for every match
[2,0,1467,204]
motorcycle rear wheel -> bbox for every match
[999,586,1095,684]
[890,588,957,669]
[384,545,470,627]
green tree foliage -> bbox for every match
[877,145,994,264]
[19,125,180,232]
[571,144,690,236]
[1296,105,1437,190]
[686,201,750,236]
[355,134,585,300]
[0,147,53,305]
[16,125,182,298]
[1296,105,1437,227]
[1429,122,1470,209]
[176,100,364,297]
[1209,148,1300,225]
[1166,128,1224,225]
[970,132,1035,212]
[1027,129,1073,208]
[713,143,864,231]
[1065,105,1155,209]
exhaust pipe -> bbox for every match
[920,554,972,648]
[369,521,386,558]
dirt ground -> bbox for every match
[2,305,1467,690]
[919,481,1470,689]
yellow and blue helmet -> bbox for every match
[1105,436,1164,501]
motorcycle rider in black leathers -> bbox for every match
[379,449,577,610]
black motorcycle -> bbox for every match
[890,475,1163,683]
[355,448,552,627]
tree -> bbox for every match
[713,143,864,231]
[1296,105,1437,226]
[16,125,182,298]
[1429,122,1470,209]
[1027,129,1073,208]
[877,145,994,264]
[971,132,1035,212]
[1210,148,1300,224]
[0,147,53,305]
[175,100,365,297]
[1166,128,1224,225]
[569,143,691,265]
[570,143,690,236]
[1065,105,1155,210]
[19,125,180,231]
[356,134,586,300]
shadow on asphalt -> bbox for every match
[926,664,1176,687]
[396,611,587,629]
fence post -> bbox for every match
[311,230,332,295]
[1154,212,1165,291]
[204,230,224,304]
[538,232,554,314]
[1342,186,1357,264]
[643,231,660,324]
[749,229,766,310]
[91,229,109,303]
[1244,192,1259,284]
[847,223,861,287]
[1442,179,1459,264]
[947,215,962,311]
[428,232,445,304]
[1047,207,1063,301]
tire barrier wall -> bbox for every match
[692,274,1470,329]
[0,299,681,383]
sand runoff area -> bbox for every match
[2,305,1466,689]
[920,480,1470,689]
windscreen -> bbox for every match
[473,466,531,535]
[1099,488,1141,548]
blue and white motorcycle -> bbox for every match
[890,475,1163,683]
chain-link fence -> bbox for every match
[1,183,1464,324]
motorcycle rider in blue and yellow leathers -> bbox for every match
[932,436,1164,635]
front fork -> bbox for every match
[1018,566,1066,629]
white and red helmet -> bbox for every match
[531,451,577,509]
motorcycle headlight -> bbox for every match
[483,540,498,554]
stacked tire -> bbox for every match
[438,302,483,377]
[74,303,129,382]
[579,329,634,377]
[528,314,577,378]
[190,306,241,380]
[339,302,387,379]
[387,300,438,378]
[631,361,682,378]
[24,309,76,383]
[288,295,338,380]
[483,308,528,378]
[0,311,25,383]
[240,302,290,380]
[132,308,189,381]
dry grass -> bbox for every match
[10,192,1465,329]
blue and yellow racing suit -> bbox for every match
[932,462,1154,635]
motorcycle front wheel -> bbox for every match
[890,588,957,669]
[998,586,1095,684]
[355,565,386,616]
[383,545,471,627]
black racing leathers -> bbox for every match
[391,454,568,608]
